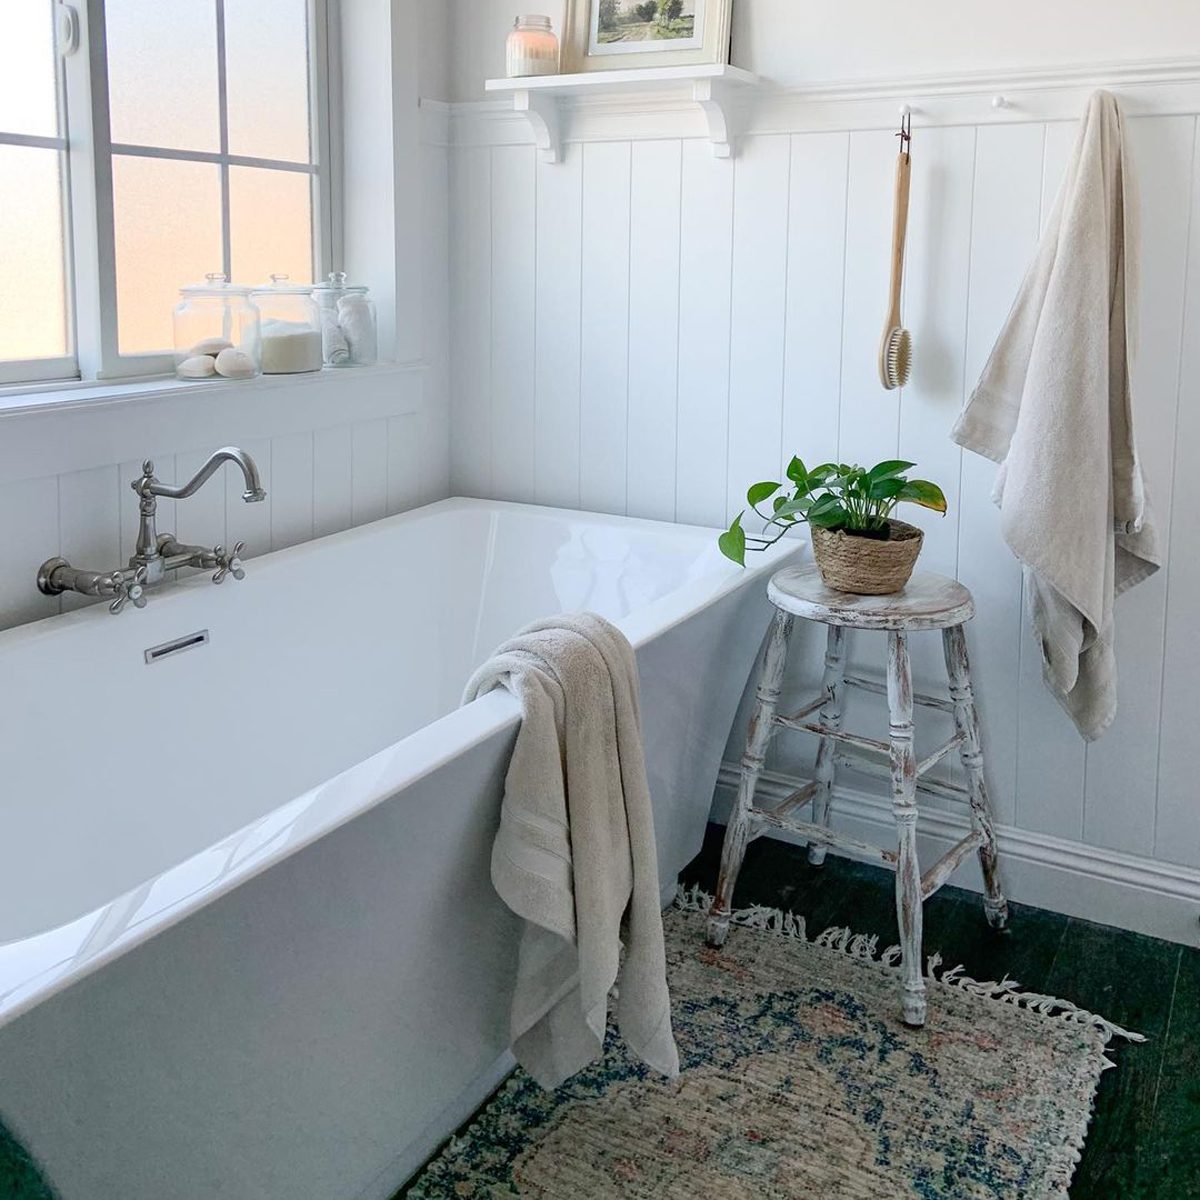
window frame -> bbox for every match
[4,0,338,387]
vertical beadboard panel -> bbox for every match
[225,437,272,561]
[781,131,849,474]
[1014,120,1089,841]
[0,478,60,626]
[1083,115,1193,857]
[490,145,537,502]
[958,123,1047,827]
[313,425,354,537]
[421,142,452,505]
[171,450,227,571]
[725,135,792,523]
[387,413,423,514]
[534,147,583,509]
[57,466,121,613]
[675,143,734,527]
[1155,115,1200,869]
[351,419,389,525]
[626,139,682,522]
[450,145,492,496]
[838,129,902,467]
[269,431,315,551]
[579,140,632,514]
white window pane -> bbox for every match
[106,0,220,152]
[0,1,58,138]
[225,0,312,163]
[113,156,222,354]
[230,167,313,286]
[0,145,68,361]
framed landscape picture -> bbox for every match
[561,0,733,73]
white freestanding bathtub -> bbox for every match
[0,497,797,1200]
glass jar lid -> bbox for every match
[514,14,552,29]
[180,272,253,296]
[251,272,317,295]
[310,270,368,296]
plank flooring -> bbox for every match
[680,823,1199,1199]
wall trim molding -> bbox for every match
[437,56,1200,152]
[712,763,1200,947]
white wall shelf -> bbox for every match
[484,64,762,162]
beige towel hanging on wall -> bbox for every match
[951,89,1161,741]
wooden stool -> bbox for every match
[707,564,1009,1027]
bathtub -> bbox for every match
[0,497,797,1200]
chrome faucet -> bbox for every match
[38,446,267,614]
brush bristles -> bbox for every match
[885,327,912,387]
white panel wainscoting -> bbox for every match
[0,365,437,633]
[447,77,1200,935]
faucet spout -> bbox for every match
[142,447,266,504]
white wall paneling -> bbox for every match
[446,71,1200,939]
[0,364,437,632]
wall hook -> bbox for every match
[991,94,1010,110]
[896,107,912,153]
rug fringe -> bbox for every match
[675,883,1145,1046]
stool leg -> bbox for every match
[707,609,794,947]
[807,624,847,866]
[942,623,1009,930]
[888,630,926,1027]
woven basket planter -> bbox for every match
[810,519,924,595]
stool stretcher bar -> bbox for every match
[915,732,967,779]
[832,751,970,803]
[773,717,892,757]
[843,672,955,714]
[748,805,899,867]
[920,830,986,899]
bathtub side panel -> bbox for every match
[637,580,778,886]
[0,726,521,1200]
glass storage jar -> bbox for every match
[172,274,261,380]
[506,15,559,77]
[250,274,324,374]
[311,271,378,368]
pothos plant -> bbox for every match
[719,457,948,566]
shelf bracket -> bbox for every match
[511,89,560,164]
[692,78,738,158]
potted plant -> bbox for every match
[719,457,947,595]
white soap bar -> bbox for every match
[261,327,323,374]
[177,354,216,379]
[191,336,233,357]
[214,347,257,379]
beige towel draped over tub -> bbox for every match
[463,613,679,1090]
[951,89,1161,741]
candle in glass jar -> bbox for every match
[506,15,559,77]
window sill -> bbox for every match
[0,361,428,419]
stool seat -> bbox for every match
[768,565,975,631]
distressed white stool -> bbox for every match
[707,564,1009,1027]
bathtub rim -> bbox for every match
[0,497,803,1028]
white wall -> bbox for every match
[444,22,1200,939]
[448,0,1200,99]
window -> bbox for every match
[0,0,334,386]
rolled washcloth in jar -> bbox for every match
[318,308,350,365]
[337,295,377,365]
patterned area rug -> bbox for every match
[407,889,1141,1199]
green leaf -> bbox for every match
[867,459,916,483]
[774,496,812,519]
[807,502,849,528]
[785,456,808,485]
[807,462,838,483]
[866,476,906,500]
[899,479,948,514]
[747,480,782,506]
[718,513,747,565]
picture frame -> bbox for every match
[561,0,733,74]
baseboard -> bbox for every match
[713,763,1200,948]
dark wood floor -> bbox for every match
[681,823,1200,1200]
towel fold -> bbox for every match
[951,89,1161,740]
[463,613,679,1089]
